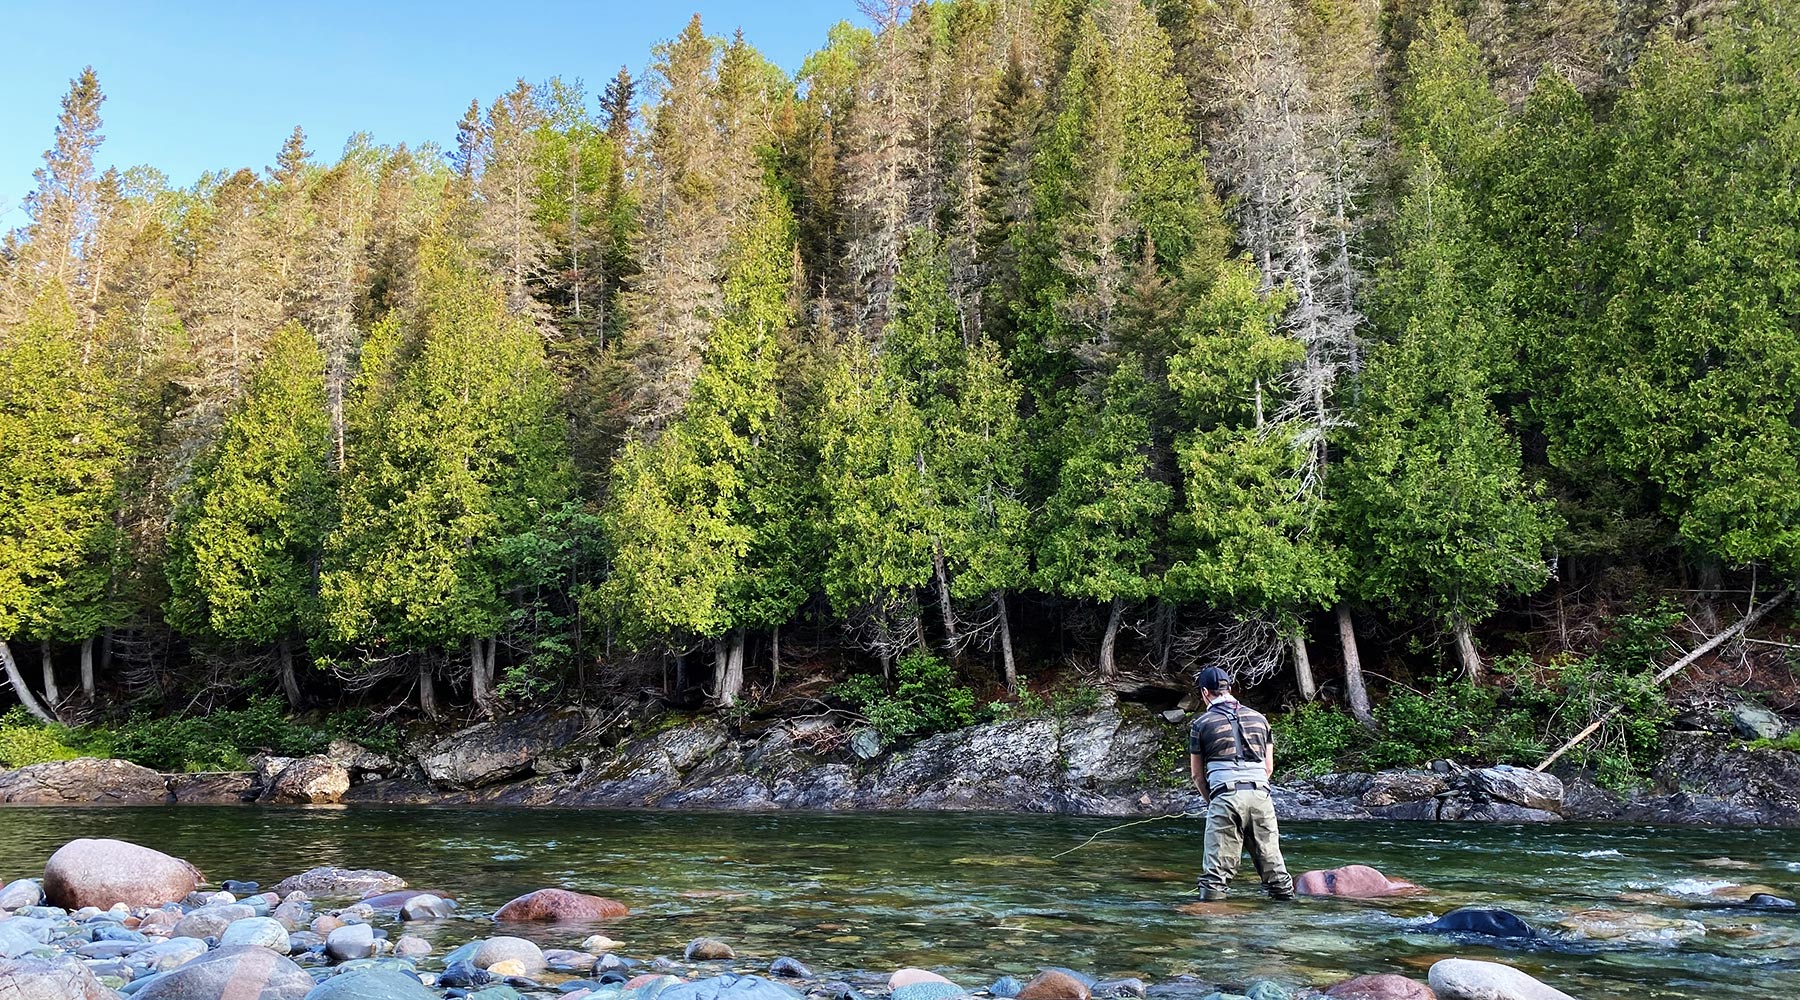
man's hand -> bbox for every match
[1264,742,1276,782]
[1190,752,1208,802]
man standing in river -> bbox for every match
[1188,666,1295,901]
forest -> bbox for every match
[2,0,1796,770]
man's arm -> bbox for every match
[1190,753,1209,802]
[1264,741,1276,782]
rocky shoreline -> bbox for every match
[1,699,1796,827]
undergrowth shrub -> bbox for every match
[831,651,978,741]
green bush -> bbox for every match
[1273,702,1367,777]
[106,698,328,772]
[831,651,978,741]
[0,709,81,768]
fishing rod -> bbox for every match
[1051,809,1206,860]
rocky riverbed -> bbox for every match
[11,833,1784,1000]
[1,697,1796,827]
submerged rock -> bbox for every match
[1322,974,1436,1000]
[685,937,736,961]
[1018,969,1092,1000]
[660,976,806,1000]
[324,922,377,961]
[1420,907,1536,939]
[218,915,291,953]
[43,839,201,909]
[1555,908,1706,945]
[769,956,812,978]
[471,936,545,974]
[1294,865,1416,898]
[1426,959,1575,1000]
[272,867,406,898]
[304,966,436,999]
[889,969,956,990]
[493,887,626,922]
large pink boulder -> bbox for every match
[43,838,201,909]
[493,888,628,922]
[1325,974,1437,999]
[1295,864,1417,898]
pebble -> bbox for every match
[470,936,546,975]
[1017,970,1092,1000]
[394,934,433,959]
[685,937,736,961]
[326,921,378,961]
[218,915,290,953]
[769,956,813,978]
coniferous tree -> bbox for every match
[1336,152,1559,680]
[165,321,331,704]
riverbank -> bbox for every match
[2,697,1796,827]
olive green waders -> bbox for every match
[1199,787,1295,900]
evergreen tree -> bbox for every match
[165,322,331,704]
[1335,152,1559,680]
[321,238,572,716]
[7,67,106,322]
[0,286,130,719]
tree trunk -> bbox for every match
[100,629,112,674]
[418,660,439,719]
[470,637,494,717]
[995,591,1018,690]
[933,541,960,653]
[720,630,745,708]
[40,639,59,708]
[771,625,781,692]
[80,637,96,700]
[277,636,301,708]
[1098,597,1125,678]
[1695,556,1722,632]
[1453,618,1483,682]
[1293,632,1318,702]
[0,641,56,724]
[674,651,690,700]
[1336,604,1373,727]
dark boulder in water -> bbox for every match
[1421,906,1536,939]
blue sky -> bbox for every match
[0,1,860,230]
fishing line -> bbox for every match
[1051,809,1205,860]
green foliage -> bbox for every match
[831,650,978,741]
[104,698,328,772]
[1272,702,1368,777]
[0,709,81,767]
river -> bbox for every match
[1,807,1795,998]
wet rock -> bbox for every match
[219,916,291,953]
[991,977,1024,998]
[1018,970,1092,1000]
[1420,907,1536,939]
[493,887,627,922]
[43,839,201,909]
[1323,975,1436,1000]
[580,935,624,954]
[544,948,598,971]
[891,985,963,1000]
[263,756,351,805]
[768,957,812,979]
[272,868,406,898]
[1094,979,1147,999]
[437,960,496,988]
[173,904,252,939]
[393,935,432,959]
[400,893,456,920]
[222,879,259,895]
[0,878,43,910]
[1731,703,1786,741]
[134,944,316,1000]
[889,969,956,990]
[1747,892,1797,908]
[1361,770,1448,808]
[419,712,589,789]
[1245,984,1291,1000]
[325,922,377,961]
[0,956,122,999]
[1555,908,1706,945]
[484,959,527,977]
[659,977,805,1000]
[1294,865,1416,898]
[1426,959,1575,1000]
[471,936,545,974]
[685,937,735,961]
[359,889,447,910]
[311,914,343,936]
[1629,732,1800,826]
[304,966,436,999]
[1435,797,1561,823]
[0,759,169,805]
[1465,766,1564,813]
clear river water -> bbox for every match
[1,806,1796,998]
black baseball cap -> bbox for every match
[1196,666,1231,692]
